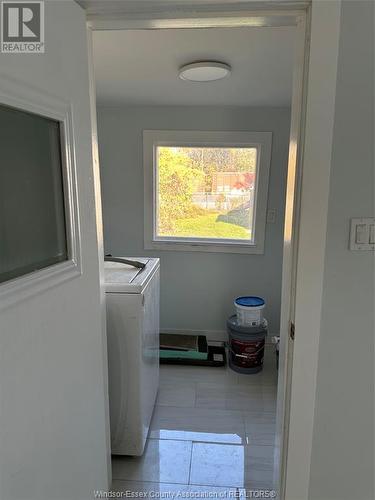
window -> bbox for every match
[0,104,68,284]
[0,83,81,301]
[144,131,272,254]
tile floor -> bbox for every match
[112,347,279,497]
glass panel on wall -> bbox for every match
[0,104,68,284]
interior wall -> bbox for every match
[309,1,374,499]
[97,105,290,335]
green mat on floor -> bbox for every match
[160,333,208,360]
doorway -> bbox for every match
[87,6,306,491]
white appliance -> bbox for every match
[104,257,160,456]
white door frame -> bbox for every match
[84,2,342,497]
[86,27,113,487]
[282,3,341,499]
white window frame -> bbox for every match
[0,76,82,307]
[143,130,272,254]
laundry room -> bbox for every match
[94,24,296,495]
[0,0,373,499]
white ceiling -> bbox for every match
[93,27,296,107]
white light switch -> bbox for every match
[355,224,367,244]
[350,218,375,251]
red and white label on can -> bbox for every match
[230,338,265,368]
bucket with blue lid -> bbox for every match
[234,296,265,327]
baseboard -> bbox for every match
[160,328,279,345]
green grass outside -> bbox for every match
[165,212,251,239]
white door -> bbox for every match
[0,2,110,500]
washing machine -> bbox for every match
[104,257,160,456]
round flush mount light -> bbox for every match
[178,61,231,82]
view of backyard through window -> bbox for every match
[156,146,257,241]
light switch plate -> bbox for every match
[349,218,375,251]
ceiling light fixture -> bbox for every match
[178,61,231,82]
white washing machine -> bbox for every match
[104,257,160,456]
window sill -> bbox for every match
[0,259,82,310]
[145,239,265,254]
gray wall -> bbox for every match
[97,106,290,334]
[309,2,374,499]
[0,2,110,499]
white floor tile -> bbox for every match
[196,383,277,412]
[157,382,196,408]
[244,422,276,446]
[244,445,276,487]
[242,411,276,425]
[112,439,192,484]
[189,442,276,488]
[236,371,278,386]
[245,444,275,459]
[187,485,239,496]
[159,364,239,385]
[112,480,239,498]
[112,480,189,494]
[150,405,246,444]
[190,443,246,487]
